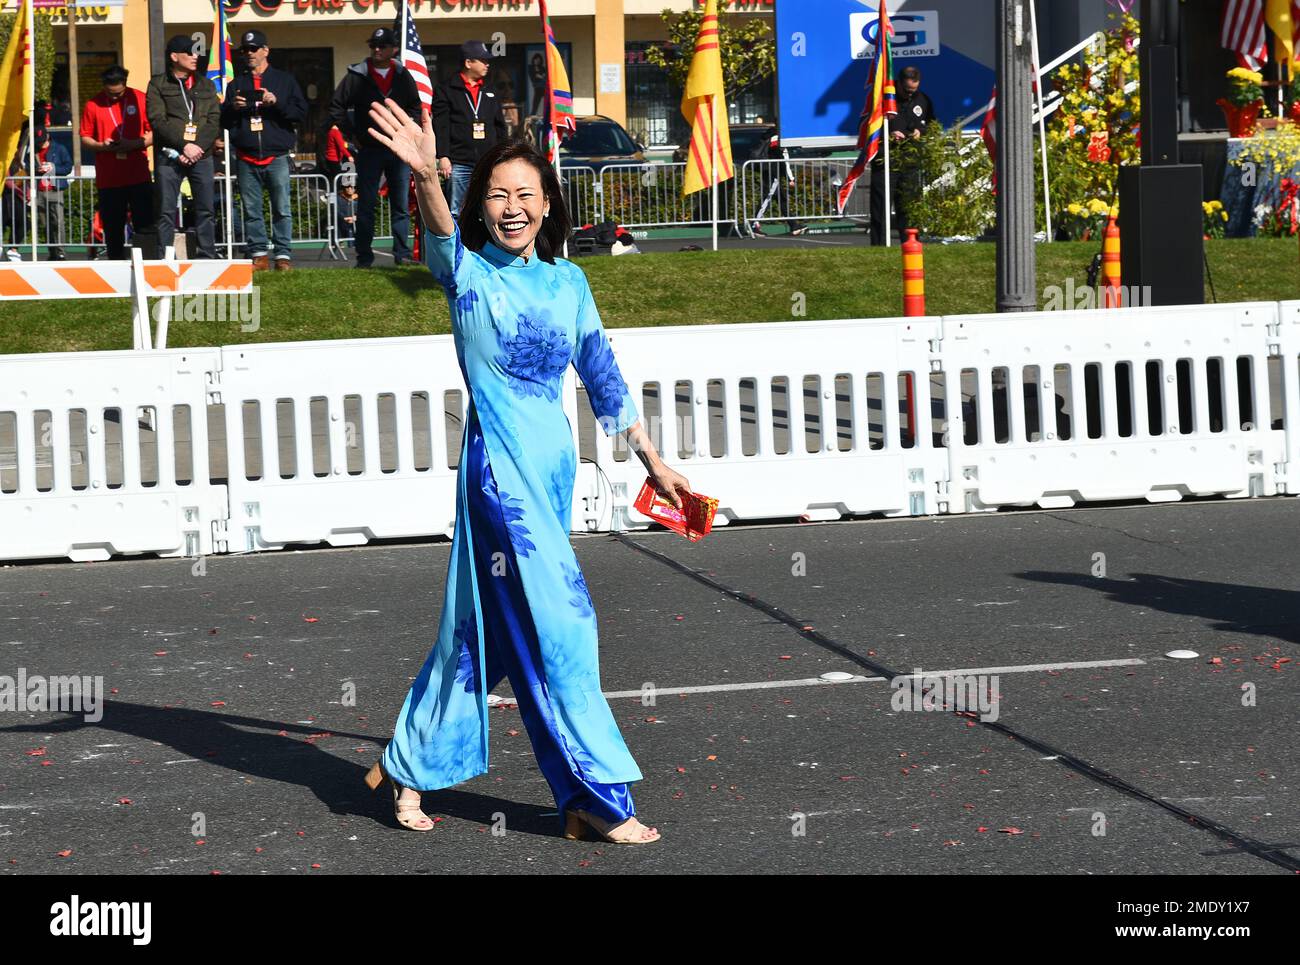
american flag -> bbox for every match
[396,0,432,112]
[1221,0,1267,70]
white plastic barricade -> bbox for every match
[938,301,1286,512]
[0,349,225,562]
[0,251,253,350]
[217,336,466,552]
[1277,300,1300,496]
[577,317,947,531]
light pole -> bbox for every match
[995,0,1036,313]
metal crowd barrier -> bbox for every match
[738,157,869,235]
[2,160,885,258]
[0,174,116,260]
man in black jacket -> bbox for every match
[327,27,423,267]
[870,65,936,245]
[221,30,308,271]
[147,35,222,258]
[431,40,508,220]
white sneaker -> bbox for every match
[5,248,21,262]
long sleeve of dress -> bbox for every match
[571,269,639,437]
[424,224,480,309]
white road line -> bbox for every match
[602,657,1146,700]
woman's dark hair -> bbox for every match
[457,139,571,264]
[102,65,128,85]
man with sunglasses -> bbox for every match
[222,30,308,271]
[327,27,423,268]
[147,35,222,259]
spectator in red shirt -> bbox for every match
[79,65,154,260]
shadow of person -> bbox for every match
[1016,570,1300,647]
[0,701,558,835]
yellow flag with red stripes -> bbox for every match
[0,0,35,180]
[681,0,733,196]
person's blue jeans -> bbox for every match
[449,163,473,222]
[355,147,411,265]
[236,154,292,261]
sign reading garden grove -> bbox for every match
[222,0,533,11]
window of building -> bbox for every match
[625,40,774,150]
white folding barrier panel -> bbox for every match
[0,349,225,562]
[938,301,1286,512]
[216,336,466,552]
[582,318,948,531]
[2,302,1298,565]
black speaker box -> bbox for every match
[1117,164,1204,307]
[1139,44,1179,165]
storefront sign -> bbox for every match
[851,8,940,59]
[36,4,113,18]
[224,0,533,11]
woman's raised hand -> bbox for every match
[368,98,437,175]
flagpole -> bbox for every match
[68,8,81,175]
[224,129,233,259]
[882,115,891,248]
[711,93,718,252]
[1028,0,1052,242]
[26,0,36,262]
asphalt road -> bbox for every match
[0,497,1297,874]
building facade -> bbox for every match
[43,0,776,158]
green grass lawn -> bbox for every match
[1,238,1296,355]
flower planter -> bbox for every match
[1218,98,1264,137]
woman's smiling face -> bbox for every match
[481,158,550,258]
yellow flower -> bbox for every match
[1068,203,1084,215]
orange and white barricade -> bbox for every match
[0,250,252,350]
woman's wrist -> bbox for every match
[413,164,436,181]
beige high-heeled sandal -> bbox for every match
[563,809,661,844]
[364,760,434,832]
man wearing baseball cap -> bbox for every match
[147,35,222,258]
[326,27,423,267]
[431,40,507,220]
[221,30,308,271]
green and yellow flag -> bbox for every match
[0,0,34,175]
[681,0,733,196]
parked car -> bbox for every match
[522,114,646,173]
[670,121,778,167]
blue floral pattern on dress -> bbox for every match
[453,613,479,694]
[576,328,632,423]
[455,288,479,314]
[496,312,572,402]
[497,489,536,558]
[547,448,576,517]
[564,559,595,617]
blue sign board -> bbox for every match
[774,0,997,148]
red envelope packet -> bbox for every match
[633,478,719,542]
